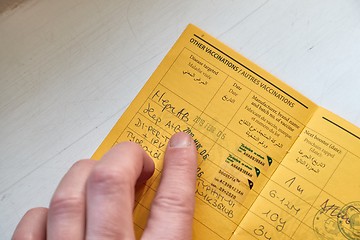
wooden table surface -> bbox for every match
[1,0,359,238]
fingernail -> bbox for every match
[169,132,192,148]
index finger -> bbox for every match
[86,142,155,240]
[142,132,198,240]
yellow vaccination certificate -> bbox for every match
[92,24,360,240]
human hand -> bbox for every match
[12,132,197,240]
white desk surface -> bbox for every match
[1,0,360,238]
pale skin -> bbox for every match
[12,132,198,240]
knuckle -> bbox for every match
[153,192,194,216]
[49,194,84,216]
[88,165,133,192]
